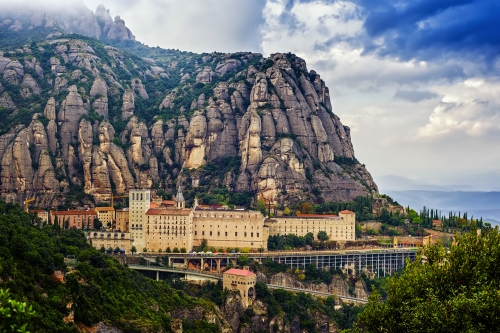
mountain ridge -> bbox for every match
[0,3,378,209]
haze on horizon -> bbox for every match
[1,0,499,192]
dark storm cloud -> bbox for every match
[355,0,500,62]
[393,89,439,103]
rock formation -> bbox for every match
[0,9,377,208]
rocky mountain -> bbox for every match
[0,3,378,209]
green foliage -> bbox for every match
[0,288,35,333]
[0,198,229,332]
[357,228,500,332]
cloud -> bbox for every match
[356,0,500,64]
[417,78,500,138]
[83,0,267,53]
[393,89,439,103]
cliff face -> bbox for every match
[0,7,377,208]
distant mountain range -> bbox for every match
[384,190,500,225]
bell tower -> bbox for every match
[174,187,185,209]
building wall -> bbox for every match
[129,190,150,251]
[87,231,133,253]
[115,209,129,232]
[192,210,267,251]
[146,210,193,252]
[268,214,355,241]
[50,211,96,229]
[222,273,256,307]
[95,208,115,226]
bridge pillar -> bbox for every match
[156,270,159,281]
[200,258,204,271]
[216,259,221,273]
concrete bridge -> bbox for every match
[132,248,418,278]
[128,264,368,304]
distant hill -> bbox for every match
[385,190,500,225]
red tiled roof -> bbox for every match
[296,213,338,218]
[146,208,191,216]
[224,268,255,277]
[149,202,159,208]
[339,210,355,214]
[52,210,96,215]
[162,200,175,205]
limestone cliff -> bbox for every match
[0,6,377,208]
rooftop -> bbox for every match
[339,210,355,214]
[95,207,115,211]
[51,210,96,215]
[149,202,159,208]
[146,208,192,216]
[273,215,340,219]
[224,268,255,277]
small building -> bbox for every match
[432,220,443,230]
[115,208,129,232]
[87,231,134,253]
[95,207,115,227]
[223,268,256,308]
[30,210,49,224]
[50,210,97,229]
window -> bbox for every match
[194,231,197,236]
[235,232,238,236]
[244,232,247,237]
[225,232,228,236]
[217,231,220,236]
[251,232,253,237]
[257,233,259,237]
[202,231,205,236]
[210,231,212,236]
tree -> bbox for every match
[317,231,329,242]
[299,202,313,214]
[165,247,171,253]
[356,228,500,332]
[200,238,208,250]
[173,247,180,253]
[180,247,187,253]
[142,247,147,253]
[305,232,314,246]
[106,247,113,253]
[283,207,291,216]
[100,245,106,253]
[130,246,137,255]
[256,199,266,216]
[113,246,120,254]
[93,218,102,230]
[237,254,250,267]
[0,289,35,333]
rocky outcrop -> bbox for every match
[106,16,135,41]
[57,85,88,164]
[0,30,377,207]
[121,89,134,119]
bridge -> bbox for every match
[128,264,368,303]
[133,248,418,278]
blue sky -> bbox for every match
[79,0,500,190]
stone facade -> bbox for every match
[266,210,356,241]
[87,230,133,253]
[193,208,267,251]
[115,208,129,232]
[30,210,49,224]
[146,208,193,252]
[50,210,96,229]
[223,268,256,308]
[95,206,115,227]
[129,189,150,251]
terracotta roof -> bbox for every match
[52,210,96,215]
[297,213,338,218]
[339,210,355,214]
[146,208,192,216]
[30,210,47,213]
[95,207,114,211]
[162,200,174,205]
[224,268,255,277]
[149,202,159,208]
[274,215,339,219]
[115,208,129,212]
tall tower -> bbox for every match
[129,189,150,251]
[174,187,185,209]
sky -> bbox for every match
[7,0,500,191]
